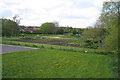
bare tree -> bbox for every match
[13,14,21,25]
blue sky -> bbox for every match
[0,0,110,28]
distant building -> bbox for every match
[20,26,40,33]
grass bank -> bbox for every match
[2,48,118,78]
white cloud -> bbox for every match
[93,0,111,7]
[0,0,108,28]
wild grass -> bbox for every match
[2,48,117,78]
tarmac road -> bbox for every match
[0,44,39,54]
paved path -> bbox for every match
[0,44,39,54]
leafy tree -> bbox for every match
[63,27,69,33]
[82,27,105,49]
[40,22,57,34]
[100,1,119,51]
[83,1,119,51]
[77,28,84,35]
[57,27,64,34]
[82,27,105,41]
[68,27,73,33]
[1,18,20,37]
[34,29,41,34]
[72,29,78,34]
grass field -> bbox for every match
[2,48,117,78]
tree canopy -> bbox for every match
[81,1,119,51]
[1,18,20,36]
[101,1,119,51]
[40,22,57,34]
[82,27,105,41]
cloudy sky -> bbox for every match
[0,0,110,28]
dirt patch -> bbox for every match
[11,39,81,47]
[65,44,81,47]
[11,39,71,45]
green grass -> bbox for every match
[2,48,117,78]
[2,40,106,54]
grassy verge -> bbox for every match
[2,48,117,78]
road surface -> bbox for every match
[0,44,39,54]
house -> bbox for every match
[20,26,40,33]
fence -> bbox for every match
[2,39,113,55]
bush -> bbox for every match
[8,43,16,45]
[72,29,78,34]
[50,46,54,49]
[32,45,38,47]
[57,28,64,34]
[41,45,44,48]
[84,40,100,49]
[25,44,30,47]
[70,34,75,36]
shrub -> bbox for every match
[72,29,78,34]
[57,28,64,34]
[41,45,44,48]
[24,44,27,46]
[17,43,20,45]
[32,45,38,47]
[83,40,100,49]
[9,43,16,45]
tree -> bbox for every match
[82,27,105,41]
[68,27,73,33]
[13,14,21,24]
[82,27,105,49]
[72,29,78,34]
[52,21,59,27]
[52,21,59,34]
[100,1,119,51]
[40,22,57,34]
[34,29,41,34]
[1,18,20,36]
[57,27,64,34]
[77,28,84,35]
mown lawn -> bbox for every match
[2,48,117,78]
